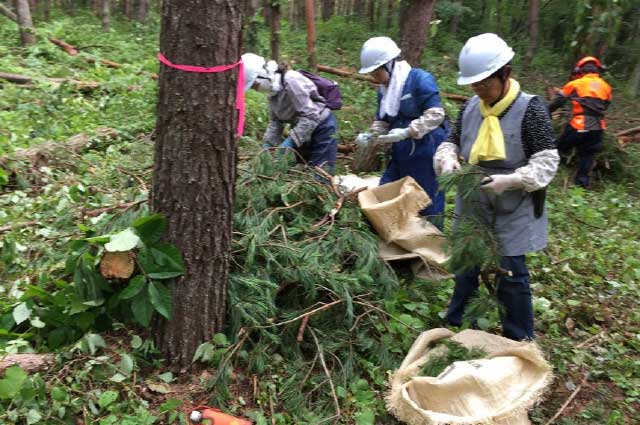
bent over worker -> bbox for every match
[434,33,559,341]
[242,53,338,173]
[549,56,612,188]
[356,37,450,229]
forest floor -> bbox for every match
[1,10,640,425]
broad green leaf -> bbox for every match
[98,390,119,408]
[51,386,68,402]
[105,228,140,252]
[157,372,174,383]
[131,291,154,327]
[212,333,229,346]
[120,275,146,300]
[73,253,107,302]
[85,333,106,355]
[30,317,46,328]
[131,335,143,349]
[110,373,127,383]
[133,214,166,245]
[138,244,185,279]
[355,410,375,425]
[84,235,111,244]
[119,353,134,375]
[0,366,28,399]
[12,302,31,325]
[159,398,181,413]
[147,382,170,394]
[26,408,42,424]
[148,281,172,319]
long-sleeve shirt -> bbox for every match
[262,70,330,147]
[435,94,559,191]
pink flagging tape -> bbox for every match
[158,52,245,136]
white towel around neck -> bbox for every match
[379,60,412,119]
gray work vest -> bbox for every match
[455,92,547,256]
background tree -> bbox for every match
[321,0,335,21]
[152,0,243,369]
[14,0,36,45]
[523,0,539,70]
[305,0,316,69]
[399,0,437,66]
[267,0,281,61]
[101,0,110,31]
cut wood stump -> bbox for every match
[100,251,136,279]
[0,354,55,374]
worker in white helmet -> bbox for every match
[433,33,559,340]
[241,53,338,172]
[356,37,450,229]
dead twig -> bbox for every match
[544,373,589,425]
[297,314,310,342]
[309,328,341,422]
[258,299,343,329]
[576,331,605,349]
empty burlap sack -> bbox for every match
[387,328,553,425]
[358,176,449,274]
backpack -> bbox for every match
[297,69,343,110]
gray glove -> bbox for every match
[377,127,410,144]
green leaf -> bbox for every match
[30,317,46,328]
[157,372,174,383]
[0,366,28,399]
[131,291,154,327]
[105,228,140,252]
[110,373,127,383]
[119,354,134,375]
[159,398,181,413]
[567,299,581,307]
[120,275,146,300]
[98,390,119,408]
[131,335,143,349]
[85,333,106,355]
[133,214,166,245]
[51,386,68,402]
[355,410,375,425]
[212,333,229,346]
[138,244,185,279]
[12,302,32,325]
[148,281,172,319]
[26,408,42,424]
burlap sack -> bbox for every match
[387,328,553,425]
[357,177,449,274]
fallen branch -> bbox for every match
[615,125,640,137]
[309,328,341,422]
[544,373,588,425]
[317,64,469,102]
[0,3,17,22]
[0,354,55,373]
[0,220,40,234]
[575,331,604,349]
[48,37,78,55]
[0,71,100,90]
[83,199,147,218]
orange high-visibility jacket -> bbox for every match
[560,73,612,131]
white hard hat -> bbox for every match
[457,33,514,85]
[241,53,266,92]
[358,37,401,74]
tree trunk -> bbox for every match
[449,0,461,35]
[353,0,364,17]
[101,0,110,31]
[305,0,316,69]
[386,0,394,29]
[153,0,242,369]
[268,1,281,61]
[14,0,36,45]
[399,0,436,66]
[124,0,133,19]
[43,0,50,20]
[523,0,539,70]
[321,0,335,21]
[367,0,375,28]
[136,0,148,21]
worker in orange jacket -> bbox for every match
[549,56,612,188]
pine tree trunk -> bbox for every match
[399,0,436,66]
[43,0,50,20]
[523,0,539,70]
[367,0,375,28]
[449,0,461,34]
[14,0,36,45]
[136,0,148,21]
[386,0,395,29]
[101,0,110,31]
[630,58,640,98]
[268,1,280,61]
[321,0,335,21]
[305,0,316,69]
[353,0,364,17]
[153,0,242,370]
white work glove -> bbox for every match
[440,157,461,175]
[376,127,410,144]
[481,174,524,195]
[355,132,374,147]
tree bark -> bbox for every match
[523,0,539,70]
[321,0,335,21]
[386,0,395,29]
[268,1,280,61]
[101,0,110,31]
[0,3,17,21]
[449,0,461,35]
[136,0,148,21]
[305,0,316,69]
[14,0,36,45]
[367,0,375,28]
[153,0,242,369]
[43,0,50,20]
[399,0,437,67]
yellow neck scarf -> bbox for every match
[469,78,520,165]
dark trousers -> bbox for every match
[296,113,338,174]
[556,125,603,187]
[446,256,534,341]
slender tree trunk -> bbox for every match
[321,0,335,21]
[449,0,461,34]
[153,0,242,370]
[399,0,437,66]
[305,0,316,69]
[353,0,364,17]
[14,0,36,45]
[0,3,17,21]
[101,0,109,31]
[268,1,280,61]
[386,0,394,29]
[367,0,375,28]
[136,0,148,20]
[43,0,50,20]
[523,0,539,70]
